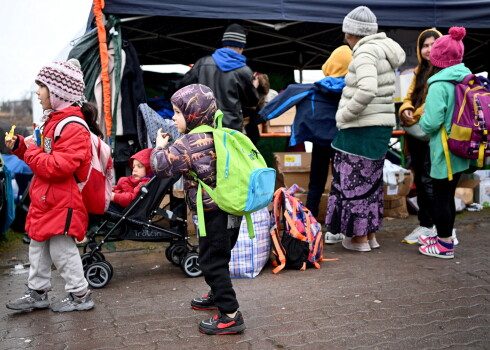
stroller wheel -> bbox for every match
[81,251,106,271]
[180,252,202,278]
[98,260,114,280]
[166,244,186,266]
[85,262,112,288]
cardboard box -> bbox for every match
[384,195,409,218]
[263,107,295,134]
[273,152,311,190]
[296,193,329,223]
[273,152,332,192]
[455,179,480,205]
[383,170,414,197]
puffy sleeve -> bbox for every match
[419,82,449,135]
[150,136,192,178]
[24,123,90,183]
[338,52,378,123]
[399,73,417,117]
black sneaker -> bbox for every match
[199,311,245,335]
[191,292,218,310]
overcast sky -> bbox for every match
[0,0,93,102]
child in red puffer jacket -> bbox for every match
[111,148,153,208]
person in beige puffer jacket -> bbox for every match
[325,6,406,252]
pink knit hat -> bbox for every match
[430,27,466,68]
[35,58,85,111]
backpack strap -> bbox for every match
[54,116,92,185]
[441,126,454,181]
[270,188,287,274]
[214,110,224,129]
[54,116,89,142]
[189,169,212,237]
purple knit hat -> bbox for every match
[430,27,466,68]
[170,84,217,133]
[35,58,85,111]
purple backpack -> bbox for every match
[442,74,490,179]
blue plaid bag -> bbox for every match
[229,207,271,278]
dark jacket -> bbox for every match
[178,51,259,131]
[259,77,345,146]
[150,133,218,212]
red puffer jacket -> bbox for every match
[13,106,91,242]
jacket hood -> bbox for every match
[130,148,153,176]
[416,29,443,63]
[314,76,346,94]
[427,63,472,84]
[355,32,406,69]
[212,48,247,72]
[170,84,217,133]
[48,106,84,123]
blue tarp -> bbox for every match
[103,0,490,28]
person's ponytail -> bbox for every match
[81,102,104,139]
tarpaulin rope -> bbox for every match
[93,0,112,137]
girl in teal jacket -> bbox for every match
[418,27,471,259]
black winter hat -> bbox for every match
[222,24,247,48]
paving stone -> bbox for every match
[1,210,490,348]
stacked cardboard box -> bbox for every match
[272,152,332,222]
[262,107,295,134]
[455,179,480,205]
[383,170,414,218]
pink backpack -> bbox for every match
[55,117,113,214]
[442,74,490,180]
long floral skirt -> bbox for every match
[326,151,384,237]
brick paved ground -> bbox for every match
[1,209,489,350]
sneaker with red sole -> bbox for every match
[199,311,245,335]
[191,292,218,310]
[419,239,454,259]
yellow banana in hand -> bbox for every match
[5,125,16,141]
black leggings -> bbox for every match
[199,209,240,314]
[407,136,433,228]
[430,172,462,238]
[306,143,335,218]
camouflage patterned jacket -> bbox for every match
[150,132,218,212]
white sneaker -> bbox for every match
[402,226,435,244]
[324,232,345,244]
[452,228,459,246]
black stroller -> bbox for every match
[80,102,199,288]
[81,174,202,289]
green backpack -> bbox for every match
[189,110,276,238]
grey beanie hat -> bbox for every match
[343,6,378,36]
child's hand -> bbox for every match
[5,135,17,150]
[155,128,171,148]
[24,135,36,148]
[111,192,115,201]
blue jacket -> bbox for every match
[258,77,345,146]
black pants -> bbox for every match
[407,136,434,228]
[306,143,335,218]
[431,172,462,238]
[199,209,241,314]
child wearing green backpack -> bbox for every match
[150,84,245,335]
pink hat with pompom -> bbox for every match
[430,27,466,68]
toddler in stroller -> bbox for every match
[81,104,199,289]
